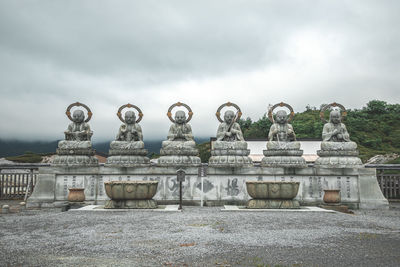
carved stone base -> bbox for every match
[314,156,363,168]
[52,155,98,166]
[106,155,150,166]
[208,155,253,167]
[104,199,158,209]
[261,155,307,168]
[315,141,363,168]
[246,199,300,209]
[157,155,201,166]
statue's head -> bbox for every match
[329,110,341,124]
[125,111,136,124]
[224,110,235,124]
[72,110,85,123]
[275,110,288,124]
[175,110,186,124]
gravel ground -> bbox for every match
[1,203,400,267]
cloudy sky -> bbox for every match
[0,0,399,142]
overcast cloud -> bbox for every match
[0,0,399,142]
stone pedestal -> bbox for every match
[104,199,157,209]
[158,141,201,166]
[247,199,300,209]
[106,141,150,166]
[315,142,363,168]
[209,141,253,167]
[261,141,306,167]
[52,141,98,166]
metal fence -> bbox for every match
[0,164,48,201]
[367,164,400,200]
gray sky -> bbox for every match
[0,0,399,142]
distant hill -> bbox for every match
[0,137,210,157]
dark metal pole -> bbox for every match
[179,181,182,210]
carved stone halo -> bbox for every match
[117,103,143,123]
[320,102,347,123]
[65,102,93,123]
[215,102,242,123]
[268,102,295,123]
[167,102,193,123]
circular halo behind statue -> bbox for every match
[66,102,93,123]
[167,102,193,123]
[268,102,295,123]
[117,103,143,123]
[215,102,242,123]
[319,102,347,123]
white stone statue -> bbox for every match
[158,102,200,166]
[209,102,252,167]
[315,103,362,167]
[53,102,98,166]
[107,104,149,166]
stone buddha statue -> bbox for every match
[115,111,143,142]
[64,109,93,142]
[315,104,362,167]
[268,110,296,142]
[216,110,245,141]
[322,110,350,142]
[158,103,201,166]
[163,111,196,148]
[53,102,98,166]
[208,103,252,167]
[261,103,306,167]
[106,105,149,166]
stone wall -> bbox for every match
[27,165,389,209]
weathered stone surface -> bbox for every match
[104,199,157,209]
[262,105,306,168]
[247,199,300,209]
[210,107,253,167]
[52,104,98,167]
[246,181,300,199]
[315,106,363,168]
[106,108,150,166]
[158,105,201,166]
[262,141,306,168]
[27,165,389,210]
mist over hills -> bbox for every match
[0,138,210,157]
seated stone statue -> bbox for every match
[209,106,253,167]
[107,107,149,166]
[161,110,196,150]
[64,110,93,141]
[268,110,296,142]
[216,110,244,141]
[110,111,145,150]
[315,107,362,167]
[261,104,306,167]
[322,110,350,142]
[158,105,201,166]
[53,103,98,166]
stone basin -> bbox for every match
[104,181,158,200]
[246,181,300,199]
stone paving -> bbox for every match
[1,202,400,266]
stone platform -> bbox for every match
[27,165,389,210]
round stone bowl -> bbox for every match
[246,181,300,199]
[104,181,158,200]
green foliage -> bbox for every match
[6,152,43,163]
[149,152,160,159]
[196,142,211,163]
